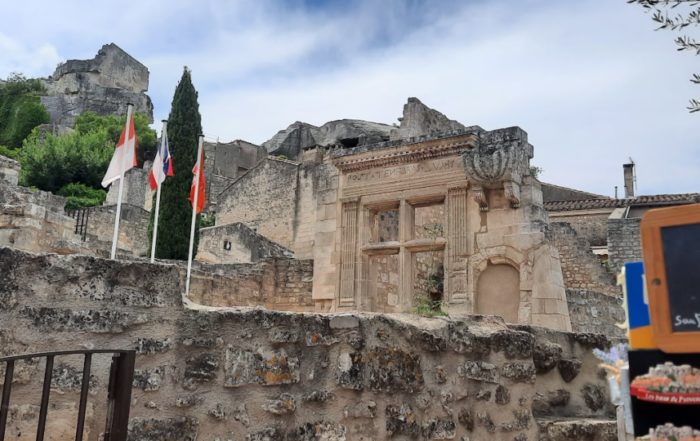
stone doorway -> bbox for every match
[475,263,520,323]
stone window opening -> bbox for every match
[223,240,232,251]
[361,196,446,311]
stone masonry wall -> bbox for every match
[0,247,616,441]
[84,204,151,257]
[216,158,299,250]
[547,222,618,296]
[186,257,314,311]
[547,212,610,247]
[607,217,642,275]
[565,289,626,338]
[197,223,292,264]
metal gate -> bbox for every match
[0,349,135,441]
[66,208,90,241]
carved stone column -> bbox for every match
[399,199,414,308]
[446,187,469,304]
[338,200,358,307]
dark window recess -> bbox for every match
[339,137,359,148]
[223,240,232,251]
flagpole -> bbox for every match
[150,120,167,263]
[110,103,133,260]
[186,135,204,295]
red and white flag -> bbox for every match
[101,113,138,188]
[188,146,206,214]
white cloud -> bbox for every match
[1,0,698,195]
[0,34,61,77]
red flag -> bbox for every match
[101,113,138,187]
[188,148,206,214]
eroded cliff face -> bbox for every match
[0,247,616,441]
[40,43,153,127]
[262,98,472,161]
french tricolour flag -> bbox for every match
[149,129,174,190]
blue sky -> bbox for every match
[1,0,698,196]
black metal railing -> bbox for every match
[0,349,135,441]
[66,208,90,241]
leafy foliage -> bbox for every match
[0,144,21,160]
[150,68,203,260]
[58,183,107,210]
[19,129,113,192]
[0,73,49,148]
[75,111,157,163]
[628,0,700,112]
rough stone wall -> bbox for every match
[216,158,299,249]
[105,164,153,211]
[186,258,314,311]
[565,289,626,338]
[0,177,83,254]
[607,217,642,275]
[540,183,607,203]
[203,140,267,208]
[0,155,20,186]
[547,212,610,247]
[546,222,618,296]
[197,222,293,264]
[83,204,150,257]
[40,43,153,127]
[0,246,615,441]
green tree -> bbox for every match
[19,128,113,192]
[75,111,157,163]
[57,183,107,210]
[0,73,49,148]
[628,0,700,112]
[151,68,203,260]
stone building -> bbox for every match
[203,99,573,331]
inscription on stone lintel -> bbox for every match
[346,158,459,184]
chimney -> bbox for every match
[623,161,635,198]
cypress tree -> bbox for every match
[150,68,203,260]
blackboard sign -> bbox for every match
[641,203,700,353]
[662,223,700,332]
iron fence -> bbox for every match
[0,349,135,441]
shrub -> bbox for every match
[75,111,156,163]
[58,183,107,210]
[19,129,113,192]
[0,144,21,160]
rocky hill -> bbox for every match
[39,43,153,127]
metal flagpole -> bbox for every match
[150,120,167,263]
[110,103,134,260]
[185,135,204,295]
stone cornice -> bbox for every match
[332,133,477,173]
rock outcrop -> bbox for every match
[40,43,153,127]
[389,97,466,140]
[262,98,469,160]
[263,119,394,159]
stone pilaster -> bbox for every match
[446,187,469,305]
[338,200,358,307]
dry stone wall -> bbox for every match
[197,223,292,264]
[0,247,616,441]
[607,217,642,275]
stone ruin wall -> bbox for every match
[607,217,642,275]
[546,211,610,248]
[1,157,151,258]
[197,223,293,264]
[0,247,617,441]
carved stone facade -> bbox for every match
[212,125,572,331]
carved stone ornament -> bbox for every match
[461,128,533,211]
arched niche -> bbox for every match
[475,263,520,323]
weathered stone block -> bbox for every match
[184,353,219,389]
[225,347,300,387]
[263,393,297,415]
[366,347,424,393]
[127,417,199,441]
[459,361,498,383]
[132,366,166,391]
[500,362,536,384]
[386,404,420,437]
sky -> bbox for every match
[1,0,698,196]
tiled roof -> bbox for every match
[544,193,700,212]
